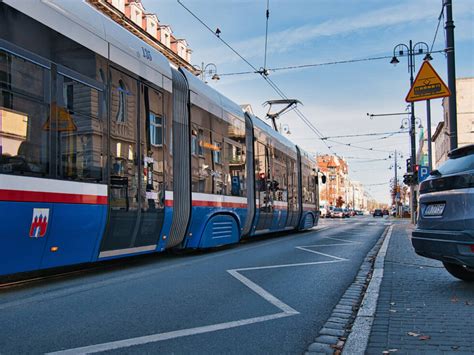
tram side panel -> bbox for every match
[179,70,248,249]
[0,9,110,274]
[298,149,319,230]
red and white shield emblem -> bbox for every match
[29,208,49,238]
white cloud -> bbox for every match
[201,1,442,65]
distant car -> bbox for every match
[343,208,350,218]
[412,144,474,281]
[355,210,364,216]
[319,206,328,218]
[373,209,383,217]
[382,209,389,216]
[332,207,345,218]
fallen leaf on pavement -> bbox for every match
[407,332,420,337]
[465,301,473,306]
[419,335,431,341]
[388,349,398,352]
[451,296,459,303]
[389,309,397,313]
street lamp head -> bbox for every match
[390,56,400,65]
[423,53,433,61]
[211,73,220,81]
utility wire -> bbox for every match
[177,0,402,158]
[217,50,446,77]
[430,3,445,52]
[319,130,407,140]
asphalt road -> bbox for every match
[0,216,391,354]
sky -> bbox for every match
[146,0,474,203]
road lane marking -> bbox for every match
[46,312,293,355]
[227,270,299,315]
[47,235,352,354]
[295,247,347,261]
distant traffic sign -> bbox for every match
[418,165,430,183]
[405,61,450,102]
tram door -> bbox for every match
[100,69,164,256]
[255,142,273,231]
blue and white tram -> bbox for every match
[0,0,320,277]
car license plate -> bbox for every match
[424,203,445,216]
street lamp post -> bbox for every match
[194,62,220,83]
[390,40,430,224]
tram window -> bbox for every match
[0,98,50,176]
[0,51,45,101]
[0,51,50,177]
[57,76,104,182]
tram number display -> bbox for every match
[141,47,152,62]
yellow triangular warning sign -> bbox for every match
[406,61,450,102]
[42,104,77,132]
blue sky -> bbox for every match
[147,0,474,203]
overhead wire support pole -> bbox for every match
[263,0,270,72]
[444,0,458,150]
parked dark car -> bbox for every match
[382,209,389,216]
[412,144,474,281]
[373,209,383,217]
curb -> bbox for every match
[342,225,393,354]
[304,225,393,355]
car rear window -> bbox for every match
[438,153,474,175]
[334,208,343,212]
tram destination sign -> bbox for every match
[405,61,450,102]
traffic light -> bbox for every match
[403,173,412,185]
[406,158,412,173]
[403,172,419,186]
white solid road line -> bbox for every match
[46,313,294,355]
[48,233,354,354]
[227,269,300,315]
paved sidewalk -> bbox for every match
[366,222,474,354]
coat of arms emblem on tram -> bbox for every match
[29,208,50,238]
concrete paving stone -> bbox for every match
[319,327,345,337]
[331,312,352,319]
[314,335,339,344]
[327,316,349,324]
[324,321,346,330]
[334,305,353,311]
[306,342,334,353]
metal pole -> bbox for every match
[445,0,458,150]
[426,99,433,170]
[409,40,417,224]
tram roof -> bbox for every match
[3,0,173,91]
[249,114,298,158]
[181,68,246,124]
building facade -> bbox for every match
[432,77,474,167]
[88,0,197,74]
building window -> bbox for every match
[149,113,162,146]
[116,80,126,123]
[213,141,222,164]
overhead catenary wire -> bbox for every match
[430,3,446,52]
[177,0,345,158]
[216,49,446,77]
